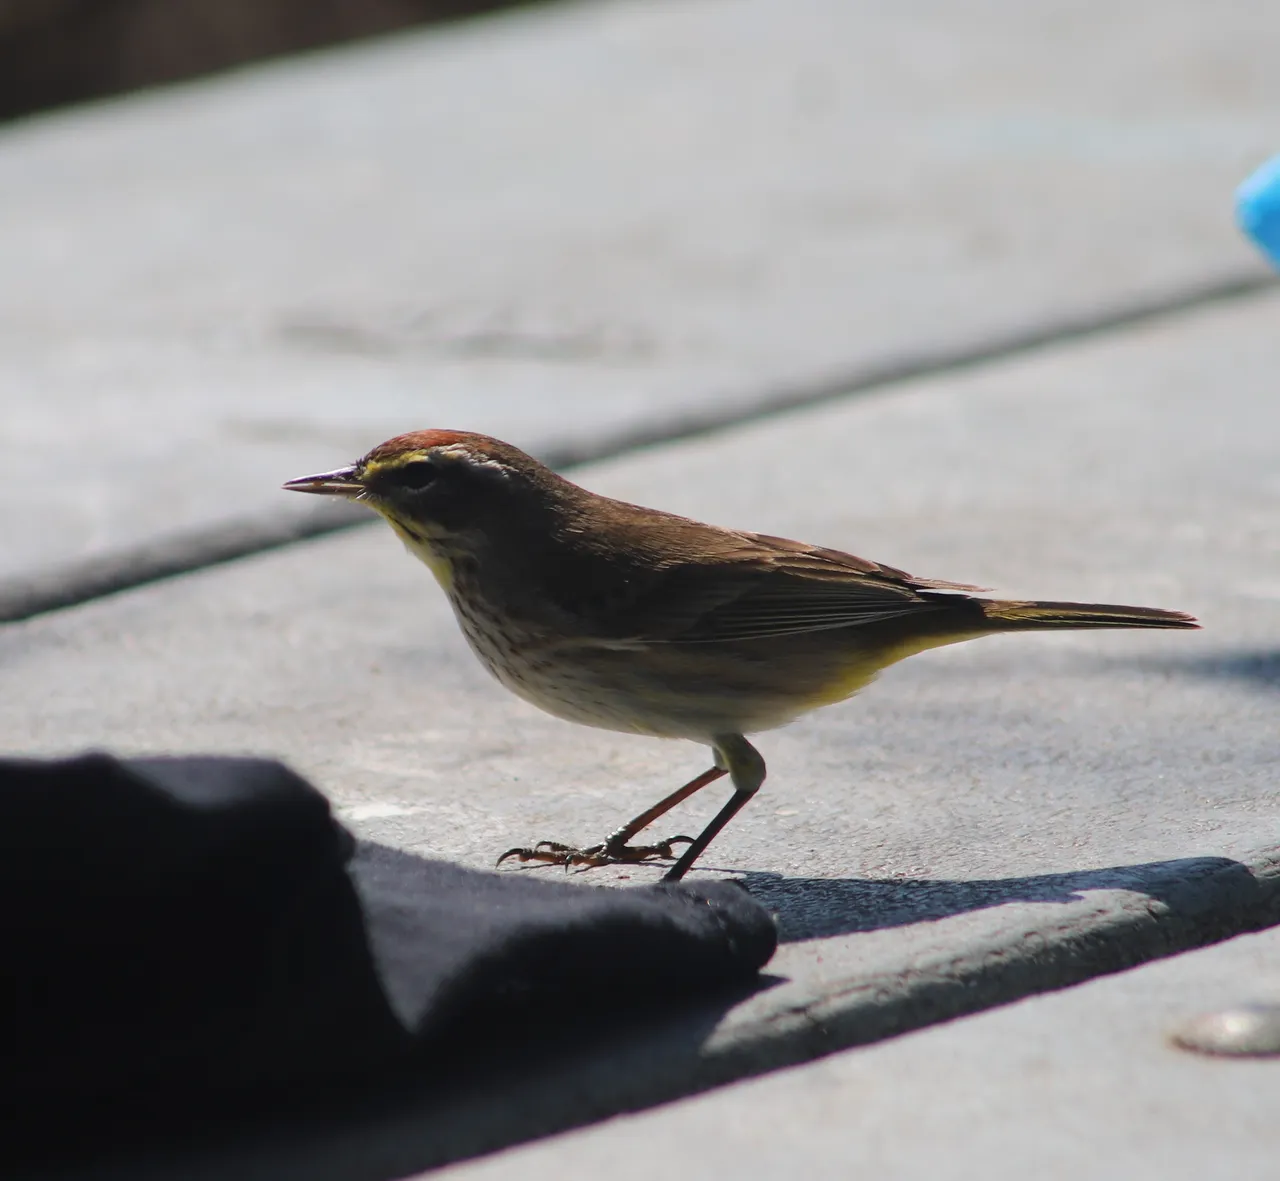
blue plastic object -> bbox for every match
[1236,154,1280,270]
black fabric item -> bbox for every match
[1,753,776,1123]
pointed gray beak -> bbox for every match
[282,465,364,498]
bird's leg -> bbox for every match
[662,734,766,882]
[496,764,727,870]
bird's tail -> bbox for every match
[978,600,1199,631]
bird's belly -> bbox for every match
[452,597,888,740]
[459,620,694,736]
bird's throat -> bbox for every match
[388,520,456,591]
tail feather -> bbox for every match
[979,599,1199,631]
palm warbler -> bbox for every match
[285,430,1197,880]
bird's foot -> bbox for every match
[496,834,694,871]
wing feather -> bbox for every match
[651,568,945,643]
[598,530,980,644]
[547,504,985,645]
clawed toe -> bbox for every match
[639,835,696,862]
[496,840,588,868]
[496,834,695,871]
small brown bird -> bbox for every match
[285,430,1198,881]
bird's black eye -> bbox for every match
[394,460,437,491]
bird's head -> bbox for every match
[283,430,561,585]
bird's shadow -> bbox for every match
[728,854,1265,943]
[1109,647,1280,694]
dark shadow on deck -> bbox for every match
[25,848,1279,1181]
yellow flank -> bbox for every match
[803,627,988,710]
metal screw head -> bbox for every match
[1170,1004,1280,1058]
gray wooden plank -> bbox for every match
[4,287,1278,1178]
[3,0,1276,587]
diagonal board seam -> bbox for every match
[706,846,1280,1080]
[1,268,1275,626]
